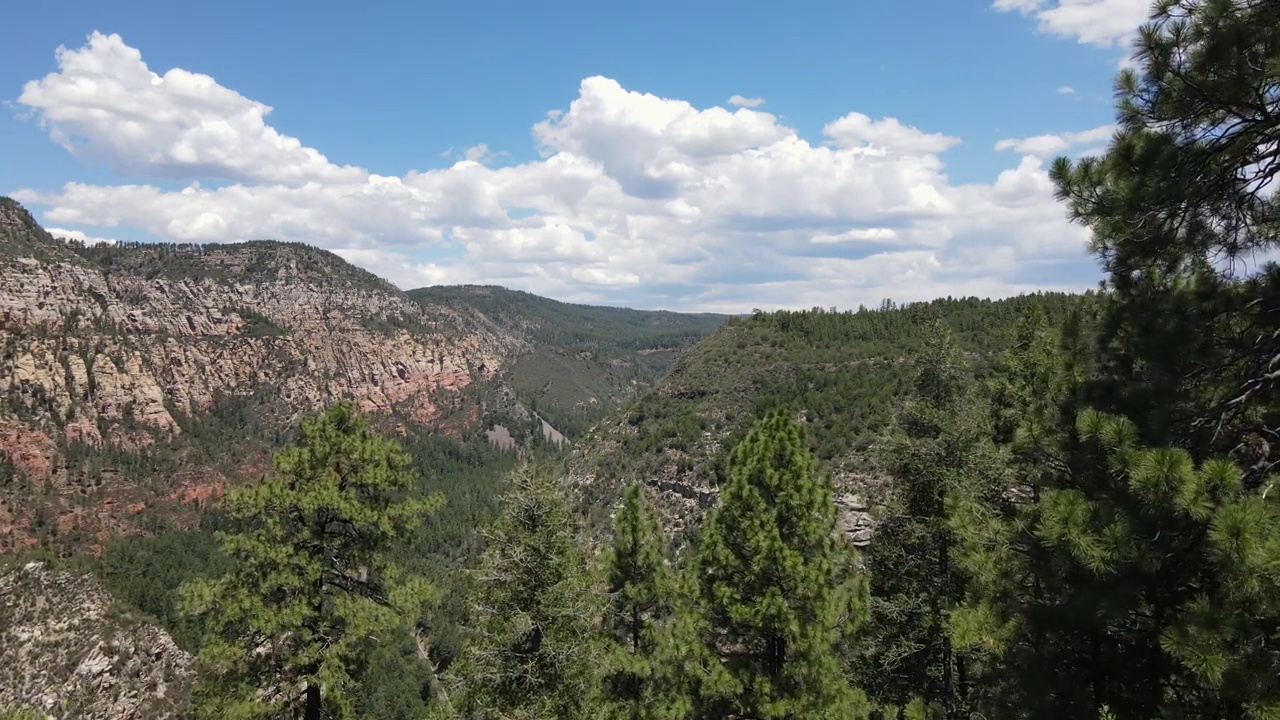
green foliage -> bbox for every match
[0,706,46,720]
[178,402,440,719]
[859,318,1009,716]
[439,460,603,720]
[1050,0,1280,462]
[589,293,1096,518]
[97,515,233,651]
[998,408,1280,719]
[223,306,290,337]
[694,411,870,719]
[599,482,694,720]
[953,6,1280,718]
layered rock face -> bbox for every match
[0,561,192,719]
[0,198,519,549]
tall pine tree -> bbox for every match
[1020,0,1280,715]
[859,318,1007,718]
[600,482,695,720]
[437,460,602,720]
[179,402,439,720]
[694,410,870,719]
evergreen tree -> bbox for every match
[1050,0,1280,464]
[600,482,691,720]
[1016,1,1280,715]
[439,460,602,720]
[179,402,439,720]
[694,411,870,719]
[860,319,1007,718]
[1009,409,1280,718]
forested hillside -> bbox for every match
[407,285,728,438]
[569,292,1094,534]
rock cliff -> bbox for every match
[0,198,519,551]
[0,561,192,719]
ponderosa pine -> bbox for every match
[179,401,439,720]
[599,481,698,720]
[859,318,1007,719]
[694,410,870,719]
[437,460,602,720]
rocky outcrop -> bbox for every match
[0,561,193,719]
[0,206,518,474]
[0,199,525,551]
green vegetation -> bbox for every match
[857,316,1007,716]
[409,285,728,437]
[599,482,692,720]
[178,402,440,718]
[693,412,869,718]
[0,707,45,720]
[583,291,1093,504]
[223,306,290,336]
[435,461,603,720]
[7,2,1280,717]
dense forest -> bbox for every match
[6,0,1280,718]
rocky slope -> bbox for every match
[0,560,192,719]
[0,198,729,553]
[0,198,526,551]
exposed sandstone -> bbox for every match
[0,561,192,719]
[0,235,517,484]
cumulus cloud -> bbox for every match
[992,0,1152,49]
[45,227,118,246]
[728,95,765,108]
[1057,85,1076,95]
[994,124,1114,156]
[17,31,364,185]
[12,33,1101,312]
[823,113,962,157]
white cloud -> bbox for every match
[811,228,899,244]
[728,95,765,108]
[17,32,364,185]
[823,113,962,156]
[992,0,1152,49]
[994,124,1114,156]
[1057,85,1076,95]
[12,33,1101,312]
[45,227,118,246]
[441,143,507,166]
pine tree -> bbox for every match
[859,318,1007,718]
[1050,0,1280,464]
[1023,1,1280,715]
[179,402,439,720]
[439,460,602,720]
[600,482,691,720]
[953,308,1087,717]
[694,410,870,719]
[1011,409,1280,718]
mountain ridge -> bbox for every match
[0,197,726,554]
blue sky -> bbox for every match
[0,0,1153,312]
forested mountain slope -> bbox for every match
[407,285,727,437]
[569,293,1097,537]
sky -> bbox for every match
[0,0,1156,313]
